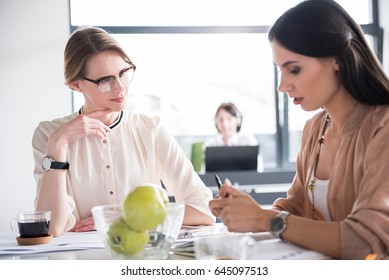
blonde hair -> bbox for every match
[64,26,132,86]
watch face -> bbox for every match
[42,157,52,170]
[271,217,285,233]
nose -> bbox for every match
[221,119,230,128]
[112,77,126,92]
[277,73,292,93]
[222,119,236,133]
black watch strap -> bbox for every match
[51,161,70,170]
[42,156,69,171]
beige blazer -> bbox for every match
[274,104,389,259]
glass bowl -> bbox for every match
[92,202,184,259]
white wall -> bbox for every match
[0,0,388,234]
[0,0,71,232]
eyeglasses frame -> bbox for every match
[82,63,136,93]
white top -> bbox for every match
[307,174,331,221]
[32,111,214,230]
[203,133,258,147]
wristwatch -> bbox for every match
[269,211,289,238]
[42,156,69,171]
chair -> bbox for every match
[190,141,204,172]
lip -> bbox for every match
[293,97,303,105]
[110,97,125,103]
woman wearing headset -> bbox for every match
[204,102,257,147]
[203,102,263,172]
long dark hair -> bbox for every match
[268,0,389,105]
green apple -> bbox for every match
[107,217,149,255]
[123,185,167,231]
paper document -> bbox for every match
[176,224,235,243]
[172,226,327,260]
[250,239,327,260]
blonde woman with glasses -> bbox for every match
[32,26,214,236]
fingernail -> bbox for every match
[225,178,232,185]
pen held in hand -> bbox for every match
[214,174,223,190]
[215,174,231,198]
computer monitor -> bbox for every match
[205,145,259,172]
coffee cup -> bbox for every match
[10,211,51,238]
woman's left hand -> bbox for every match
[68,216,95,232]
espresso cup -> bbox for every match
[10,211,51,238]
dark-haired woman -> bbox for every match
[209,0,389,259]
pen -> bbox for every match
[214,174,223,190]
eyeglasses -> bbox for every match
[83,64,136,94]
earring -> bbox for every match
[334,60,340,71]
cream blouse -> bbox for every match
[32,111,215,230]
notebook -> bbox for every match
[205,145,259,172]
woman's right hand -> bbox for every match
[46,110,112,158]
[209,186,272,233]
[37,109,114,235]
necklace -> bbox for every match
[309,116,330,215]
[308,177,317,213]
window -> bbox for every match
[69,0,379,171]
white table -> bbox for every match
[0,224,326,260]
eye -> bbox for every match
[119,66,133,77]
[289,67,300,75]
[120,68,128,77]
[97,76,112,84]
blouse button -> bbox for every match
[109,191,114,195]
[106,165,110,169]
[103,139,107,144]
